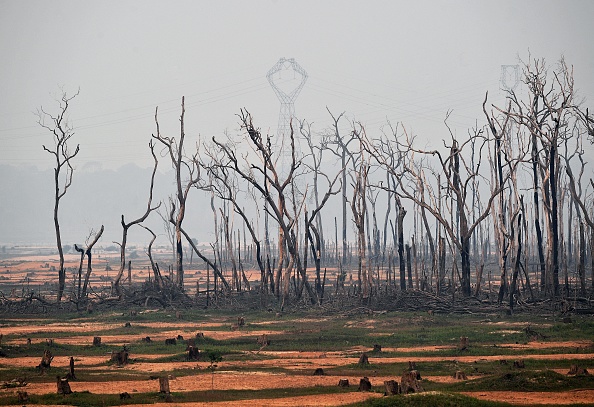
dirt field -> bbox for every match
[0,250,593,406]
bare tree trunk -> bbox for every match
[81,226,104,299]
[397,200,406,291]
[39,91,80,302]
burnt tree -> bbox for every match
[38,90,80,302]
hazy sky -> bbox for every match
[1,0,593,171]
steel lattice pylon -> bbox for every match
[500,64,520,92]
[267,58,308,175]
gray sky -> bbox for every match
[1,0,593,170]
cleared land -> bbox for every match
[0,250,593,406]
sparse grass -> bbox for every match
[443,369,594,392]
[0,386,354,406]
[0,307,592,405]
[345,392,515,407]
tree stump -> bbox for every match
[186,338,196,350]
[67,356,76,380]
[358,377,372,392]
[159,376,170,394]
[408,361,417,371]
[56,376,72,395]
[358,353,369,365]
[568,365,589,375]
[372,344,382,353]
[401,370,423,394]
[175,310,182,319]
[92,336,101,346]
[176,335,184,341]
[111,349,129,366]
[513,360,525,369]
[384,380,400,395]
[196,332,205,339]
[338,379,350,387]
[187,346,200,361]
[142,336,152,343]
[165,338,177,345]
[120,392,131,400]
[38,350,53,372]
[124,322,132,328]
[452,370,467,380]
[46,338,54,346]
[17,390,28,402]
[238,316,245,327]
[257,334,270,347]
[26,338,31,345]
[458,336,469,351]
[313,368,325,376]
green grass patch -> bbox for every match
[444,370,594,392]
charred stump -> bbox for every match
[56,376,72,395]
[452,370,467,380]
[358,377,372,392]
[159,376,170,394]
[338,379,350,387]
[67,356,76,380]
[120,392,131,400]
[187,346,200,361]
[165,338,177,345]
[513,360,525,369]
[92,336,101,346]
[384,380,400,395]
[372,344,382,353]
[186,338,196,350]
[111,348,129,366]
[257,334,270,347]
[358,353,369,365]
[313,368,325,376]
[38,350,53,373]
[17,390,28,403]
[401,370,423,394]
[458,336,469,351]
[568,365,589,375]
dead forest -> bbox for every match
[7,57,594,315]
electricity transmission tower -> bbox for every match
[500,64,520,92]
[267,58,308,174]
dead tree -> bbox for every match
[152,97,196,290]
[494,57,593,297]
[140,224,164,290]
[365,119,504,297]
[302,120,327,261]
[304,166,343,303]
[324,109,356,264]
[201,165,261,292]
[113,141,160,295]
[210,110,314,306]
[38,90,80,302]
[80,226,104,300]
[563,125,594,294]
[351,142,370,299]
